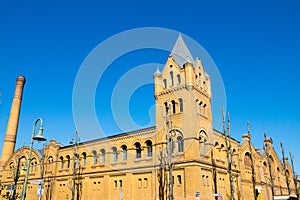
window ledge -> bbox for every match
[176,152,184,157]
[145,157,153,161]
[91,164,105,168]
[58,169,69,173]
[200,154,209,158]
[216,158,225,163]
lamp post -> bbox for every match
[165,104,175,200]
[167,126,176,200]
[21,118,46,200]
[204,142,217,196]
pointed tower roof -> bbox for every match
[170,34,194,67]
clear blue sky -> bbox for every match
[0,1,299,173]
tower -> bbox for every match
[154,35,213,157]
[1,76,26,164]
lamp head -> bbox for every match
[33,126,46,141]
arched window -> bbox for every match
[66,155,71,168]
[30,158,37,173]
[19,156,27,175]
[179,98,183,112]
[9,162,15,169]
[146,140,152,157]
[74,153,79,169]
[82,152,87,166]
[135,142,142,159]
[199,101,203,114]
[101,149,106,164]
[164,102,169,116]
[199,131,207,155]
[163,79,167,89]
[203,104,207,116]
[269,155,275,172]
[9,162,14,176]
[171,100,176,114]
[112,147,118,162]
[177,74,181,84]
[177,136,184,153]
[286,170,290,178]
[47,156,53,171]
[263,161,268,175]
[244,152,252,167]
[170,71,174,86]
[121,145,127,161]
[60,156,64,169]
[177,175,182,185]
[92,150,98,165]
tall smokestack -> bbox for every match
[1,76,26,164]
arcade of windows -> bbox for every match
[7,136,185,175]
[163,70,181,89]
[54,138,184,170]
[195,99,207,117]
[164,98,183,116]
[195,73,208,91]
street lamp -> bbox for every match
[21,118,46,200]
[167,127,176,200]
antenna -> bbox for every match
[247,121,250,135]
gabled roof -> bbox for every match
[170,34,194,67]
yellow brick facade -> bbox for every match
[0,36,298,200]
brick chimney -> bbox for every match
[1,76,26,164]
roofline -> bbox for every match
[59,126,240,150]
[59,126,156,149]
[213,128,240,143]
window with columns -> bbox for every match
[121,145,127,161]
[82,152,87,166]
[92,150,98,165]
[170,71,174,86]
[146,140,152,157]
[60,156,64,169]
[135,142,142,159]
[101,149,106,164]
[112,147,118,162]
[66,155,71,168]
[179,98,183,112]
